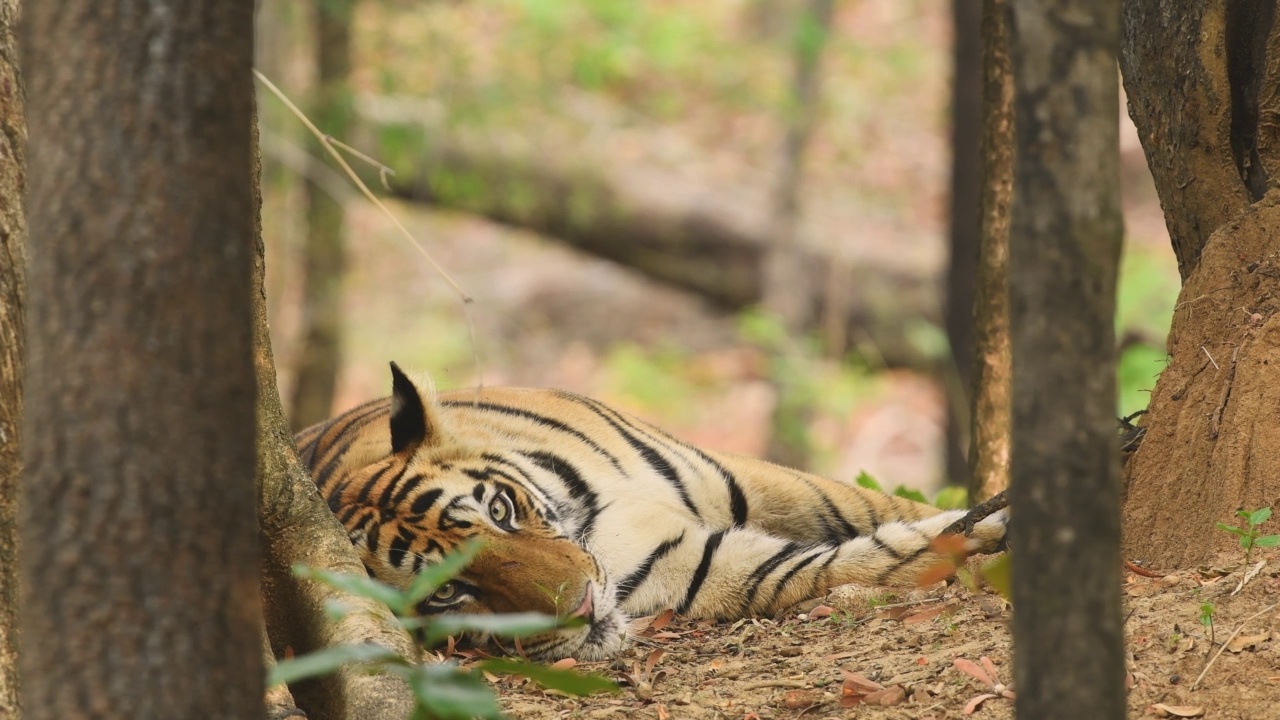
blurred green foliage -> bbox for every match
[854,470,969,509]
[272,540,615,720]
[1115,246,1179,415]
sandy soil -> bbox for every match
[474,556,1279,720]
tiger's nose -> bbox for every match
[569,583,595,622]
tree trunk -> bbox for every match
[944,0,983,488]
[356,96,942,367]
[1007,0,1125,717]
[251,72,420,720]
[763,0,833,469]
[290,0,356,431]
[0,0,24,714]
[20,1,262,715]
[1117,0,1280,568]
[967,0,1014,503]
[1120,2,1263,281]
[763,0,832,334]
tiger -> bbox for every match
[296,362,1008,661]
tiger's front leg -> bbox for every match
[622,508,1008,619]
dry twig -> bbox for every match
[1190,602,1279,690]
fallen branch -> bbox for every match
[351,95,944,366]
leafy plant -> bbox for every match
[1215,507,1280,566]
[270,539,616,719]
[1199,602,1215,643]
[853,470,969,511]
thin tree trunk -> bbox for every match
[1007,0,1125,717]
[20,1,262,715]
[764,0,833,469]
[251,72,420,720]
[763,0,832,332]
[0,0,25,714]
[290,0,356,430]
[944,0,983,488]
[968,0,1014,503]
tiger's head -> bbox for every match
[331,363,627,661]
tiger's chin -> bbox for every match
[556,608,629,661]
[515,583,630,661]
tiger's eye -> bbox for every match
[489,495,511,523]
[433,582,457,602]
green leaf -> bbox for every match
[1216,522,1246,536]
[932,486,969,511]
[1247,507,1273,526]
[893,486,928,504]
[980,554,1012,602]
[476,658,618,695]
[409,663,502,720]
[415,611,568,645]
[293,564,406,612]
[267,643,397,687]
[1252,534,1280,548]
[406,538,486,605]
[854,471,882,491]
[1199,603,1215,624]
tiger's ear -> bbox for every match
[388,361,441,454]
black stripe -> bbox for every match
[763,546,830,610]
[374,464,409,509]
[876,545,930,585]
[313,401,390,487]
[615,533,686,603]
[518,451,601,543]
[802,478,860,539]
[438,496,473,531]
[388,528,414,568]
[805,551,840,600]
[440,400,626,474]
[623,414,751,527]
[336,504,361,526]
[872,527,931,583]
[390,474,424,507]
[354,463,398,507]
[480,453,560,514]
[700,451,749,526]
[409,488,444,516]
[677,531,726,614]
[560,395,700,517]
[295,424,324,467]
[740,541,805,612]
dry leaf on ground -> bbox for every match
[1226,631,1271,653]
[1148,704,1205,718]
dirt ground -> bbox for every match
[474,556,1280,720]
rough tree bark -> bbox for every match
[763,0,833,470]
[968,0,1014,503]
[252,70,420,720]
[1119,0,1280,567]
[354,97,941,367]
[0,0,25,714]
[20,1,262,715]
[290,0,356,431]
[1007,0,1125,717]
[944,0,983,488]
